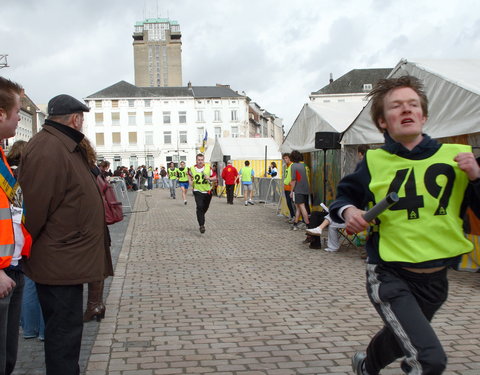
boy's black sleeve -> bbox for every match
[329,159,371,223]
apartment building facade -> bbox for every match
[83,81,250,169]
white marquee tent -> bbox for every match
[280,101,366,153]
[342,59,480,145]
[210,137,282,162]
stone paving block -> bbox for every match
[14,189,480,374]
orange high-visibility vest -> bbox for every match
[0,148,32,269]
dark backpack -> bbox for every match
[96,175,123,225]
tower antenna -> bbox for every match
[0,55,9,69]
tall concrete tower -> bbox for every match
[133,18,182,87]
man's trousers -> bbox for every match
[36,283,83,375]
[226,184,235,204]
[0,268,24,375]
[193,191,212,226]
[364,265,448,375]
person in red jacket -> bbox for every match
[221,160,239,204]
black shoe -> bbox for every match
[199,225,205,234]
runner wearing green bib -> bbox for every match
[188,154,216,233]
[177,161,189,205]
[239,160,254,206]
[167,162,179,199]
[330,76,480,375]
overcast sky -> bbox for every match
[1,0,479,130]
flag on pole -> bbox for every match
[200,130,208,153]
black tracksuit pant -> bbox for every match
[365,264,448,375]
[193,191,212,226]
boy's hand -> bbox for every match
[455,152,480,181]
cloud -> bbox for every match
[1,0,479,129]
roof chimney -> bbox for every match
[329,73,334,84]
[187,81,192,89]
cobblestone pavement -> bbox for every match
[14,188,480,374]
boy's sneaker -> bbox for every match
[291,223,299,231]
[245,201,248,206]
[248,200,254,205]
[306,227,322,236]
[184,200,187,205]
[199,225,205,234]
[352,352,367,374]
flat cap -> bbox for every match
[47,94,90,116]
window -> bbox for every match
[95,113,103,125]
[129,155,138,168]
[179,111,187,124]
[112,132,121,145]
[197,127,204,143]
[128,132,137,145]
[95,133,104,146]
[197,110,204,122]
[144,99,151,108]
[231,126,239,138]
[214,110,221,122]
[231,110,238,121]
[111,112,120,126]
[146,154,154,167]
[144,111,153,125]
[163,131,171,144]
[128,112,136,126]
[113,155,121,170]
[128,99,135,107]
[179,131,187,144]
[363,83,373,91]
[95,101,102,108]
[145,131,154,145]
[163,111,171,124]
[111,100,119,108]
[215,127,221,139]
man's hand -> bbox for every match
[455,152,480,181]
[0,269,15,299]
[344,206,369,234]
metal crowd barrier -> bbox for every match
[109,177,132,212]
[250,177,282,206]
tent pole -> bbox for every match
[265,145,267,177]
[323,149,327,204]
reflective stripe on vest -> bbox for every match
[367,144,472,263]
[0,202,15,267]
[190,164,211,192]
[241,167,253,183]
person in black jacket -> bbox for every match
[330,76,480,375]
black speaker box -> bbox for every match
[315,132,341,149]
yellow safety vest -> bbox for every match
[240,166,253,183]
[168,168,179,179]
[366,144,473,263]
[177,167,189,182]
[190,164,211,192]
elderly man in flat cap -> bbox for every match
[19,94,112,375]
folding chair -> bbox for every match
[337,227,359,249]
